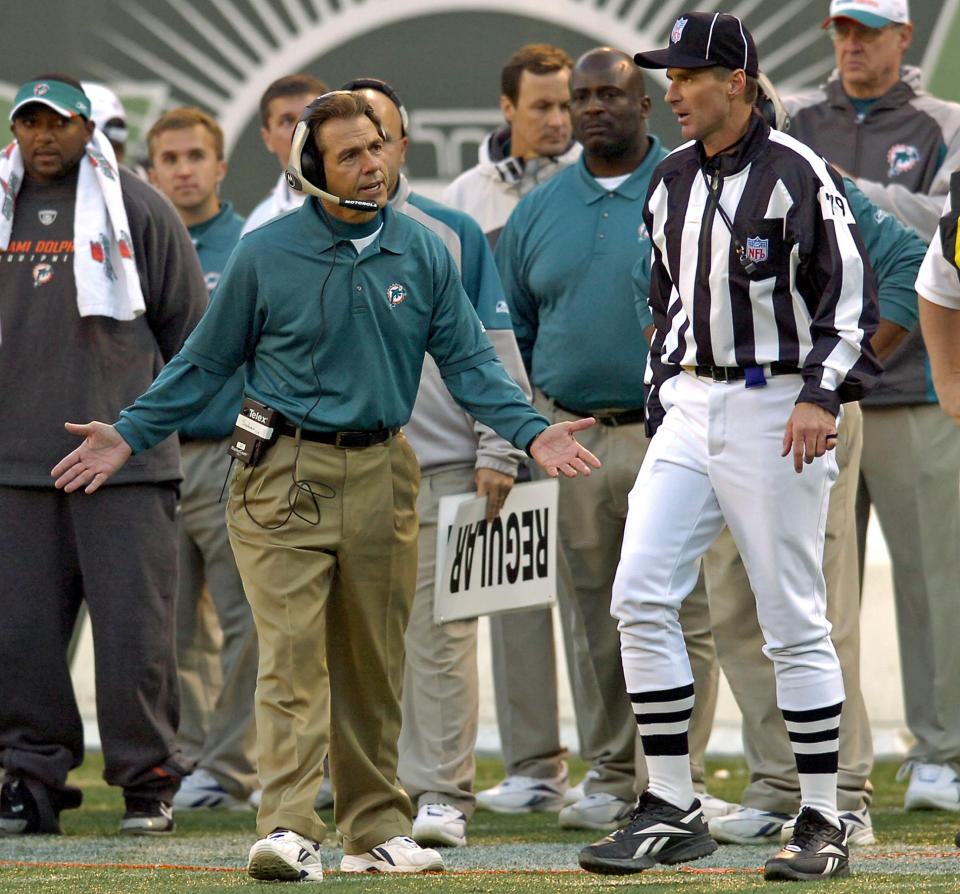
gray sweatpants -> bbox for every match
[0,484,187,802]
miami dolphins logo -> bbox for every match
[887,143,919,178]
[387,283,406,306]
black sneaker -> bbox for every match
[578,791,717,875]
[0,774,78,835]
[764,807,850,881]
[0,775,40,835]
[119,795,174,835]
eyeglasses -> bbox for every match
[827,21,898,42]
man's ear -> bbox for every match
[84,118,96,144]
[500,94,516,125]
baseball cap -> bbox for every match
[822,0,910,29]
[9,78,91,121]
[634,12,759,78]
[81,82,129,143]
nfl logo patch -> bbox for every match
[671,17,688,44]
[746,236,769,263]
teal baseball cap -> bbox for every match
[9,79,92,122]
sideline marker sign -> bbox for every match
[434,479,558,623]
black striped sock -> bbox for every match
[783,702,842,827]
[630,683,696,808]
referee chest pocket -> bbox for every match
[733,218,785,279]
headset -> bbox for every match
[285,90,383,212]
[338,77,409,137]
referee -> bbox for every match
[578,12,881,881]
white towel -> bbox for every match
[0,129,146,343]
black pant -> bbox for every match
[0,484,187,801]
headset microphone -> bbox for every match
[285,109,380,212]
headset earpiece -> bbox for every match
[300,135,326,192]
[285,91,379,212]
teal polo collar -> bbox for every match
[298,198,409,255]
[573,135,665,204]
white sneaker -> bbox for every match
[247,829,323,882]
[173,769,250,811]
[558,792,634,830]
[412,803,467,847]
[340,836,445,872]
[563,768,601,806]
[901,762,960,811]
[781,805,875,846]
[708,806,792,843]
[698,792,740,822]
[475,762,569,814]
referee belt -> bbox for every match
[683,362,803,383]
[279,420,399,448]
[552,400,646,427]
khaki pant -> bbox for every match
[857,403,960,766]
[226,433,419,853]
[703,402,872,811]
[176,438,258,797]
[398,465,479,815]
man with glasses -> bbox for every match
[786,0,960,816]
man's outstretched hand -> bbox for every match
[51,422,132,493]
[529,418,601,478]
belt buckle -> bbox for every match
[712,367,732,383]
[334,431,351,448]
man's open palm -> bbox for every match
[51,422,132,493]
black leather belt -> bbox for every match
[689,362,803,383]
[279,421,398,448]
[553,400,646,427]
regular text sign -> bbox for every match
[434,478,558,624]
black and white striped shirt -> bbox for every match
[643,113,881,429]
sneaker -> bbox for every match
[781,804,875,846]
[900,762,960,811]
[172,769,249,811]
[578,791,717,875]
[709,806,792,844]
[340,836,445,872]
[0,774,79,835]
[412,803,467,847]
[0,775,41,836]
[119,796,174,835]
[247,829,323,882]
[697,792,739,822]
[763,807,849,881]
[559,792,634,830]
[475,762,568,814]
[563,768,601,806]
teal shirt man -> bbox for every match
[495,138,668,410]
[115,198,548,452]
[180,200,246,440]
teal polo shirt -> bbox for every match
[180,201,246,440]
[116,198,547,453]
[495,137,668,410]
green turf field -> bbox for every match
[2,755,960,891]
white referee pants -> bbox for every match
[612,371,845,713]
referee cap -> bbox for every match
[634,12,759,78]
